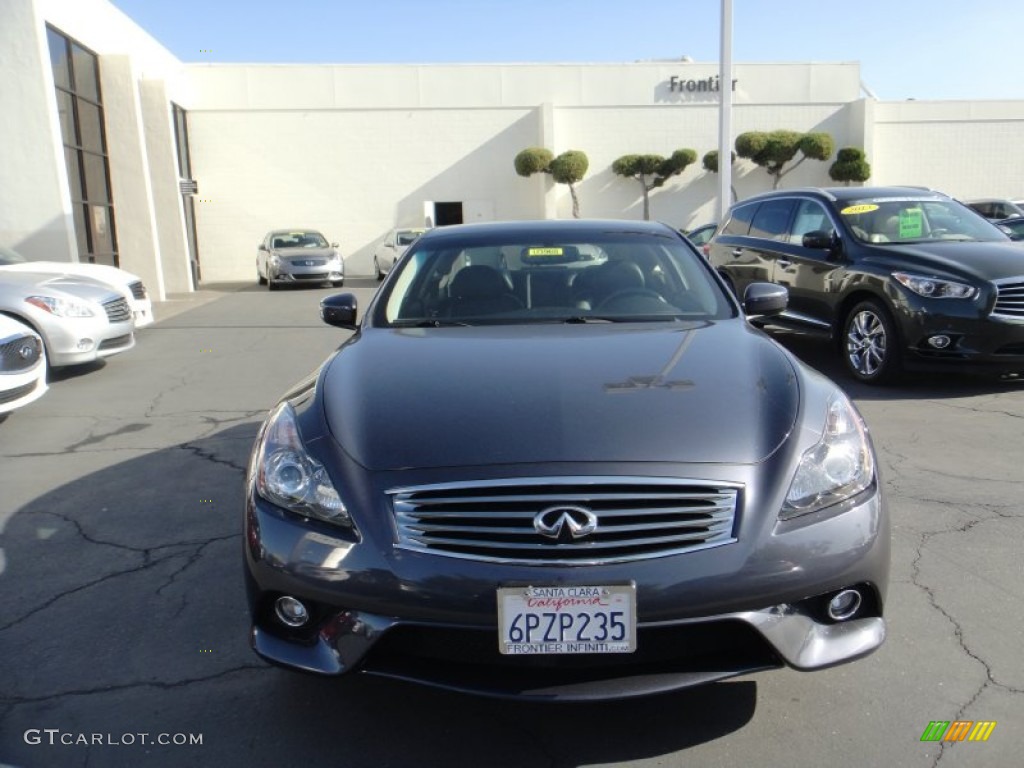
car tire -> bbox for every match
[258,267,267,286]
[268,275,278,291]
[332,280,344,288]
[843,299,902,384]
[374,257,384,281]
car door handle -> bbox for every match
[777,259,792,269]
[731,249,743,258]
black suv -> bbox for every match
[708,186,1024,383]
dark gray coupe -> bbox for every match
[244,219,889,701]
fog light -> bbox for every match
[76,338,95,350]
[827,589,862,621]
[274,596,310,627]
[927,335,951,349]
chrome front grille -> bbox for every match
[993,278,1024,319]
[128,280,147,300]
[390,477,740,565]
[103,297,131,323]
[0,334,42,372]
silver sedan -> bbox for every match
[373,227,428,280]
[0,272,135,367]
[257,230,344,290]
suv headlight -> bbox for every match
[254,402,351,527]
[25,295,96,318]
[782,394,875,519]
[893,272,977,299]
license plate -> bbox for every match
[497,584,636,655]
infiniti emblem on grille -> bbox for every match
[534,505,598,540]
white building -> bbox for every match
[4,0,1024,294]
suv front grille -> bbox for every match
[993,278,1024,319]
[0,334,42,372]
[103,297,131,323]
[390,477,740,565]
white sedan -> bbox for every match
[0,245,154,327]
[0,314,47,419]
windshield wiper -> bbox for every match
[394,319,473,328]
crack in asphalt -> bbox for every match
[0,664,272,710]
[174,441,250,474]
[155,534,238,598]
[0,510,239,634]
[910,514,1024,766]
[1,411,263,460]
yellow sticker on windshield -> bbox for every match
[526,247,564,256]
[841,204,879,215]
[899,209,924,238]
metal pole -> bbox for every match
[717,0,733,221]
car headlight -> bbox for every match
[25,295,96,317]
[255,402,351,527]
[782,393,875,519]
[892,271,977,299]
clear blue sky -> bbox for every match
[109,0,1021,102]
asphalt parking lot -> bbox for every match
[1,277,1021,767]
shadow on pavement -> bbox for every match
[0,422,756,767]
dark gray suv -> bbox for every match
[708,186,1024,383]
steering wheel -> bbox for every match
[596,288,669,311]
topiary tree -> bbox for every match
[514,147,553,177]
[611,149,697,220]
[514,147,589,218]
[735,130,835,189]
[829,147,872,185]
[702,149,738,203]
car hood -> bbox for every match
[873,240,1024,281]
[321,323,801,471]
[0,261,140,287]
[0,271,121,303]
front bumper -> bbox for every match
[245,475,889,700]
[891,289,1024,374]
[0,364,47,414]
[272,261,344,285]
[39,316,135,367]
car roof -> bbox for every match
[417,219,678,243]
[734,186,953,206]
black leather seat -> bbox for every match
[572,260,646,308]
[445,265,523,317]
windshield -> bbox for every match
[838,198,1007,244]
[396,230,425,246]
[272,232,328,248]
[377,231,734,326]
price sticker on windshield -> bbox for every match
[526,247,564,257]
[497,585,636,654]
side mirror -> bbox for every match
[801,230,834,250]
[743,282,788,317]
[331,242,340,248]
[320,293,358,330]
[258,244,267,251]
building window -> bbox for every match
[47,26,118,267]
